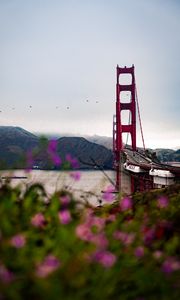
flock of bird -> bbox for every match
[0,93,131,113]
[0,100,99,113]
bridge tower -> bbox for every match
[114,65,136,191]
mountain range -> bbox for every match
[0,126,179,169]
[0,126,113,169]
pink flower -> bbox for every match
[102,185,116,202]
[142,227,156,246]
[91,232,109,249]
[153,250,163,259]
[47,140,61,166]
[76,228,108,250]
[120,197,132,211]
[66,154,79,168]
[162,260,173,274]
[50,154,62,166]
[10,234,26,248]
[36,255,60,278]
[157,196,169,208]
[0,264,14,283]
[76,215,107,248]
[113,231,135,245]
[106,214,116,223]
[48,140,58,153]
[60,195,71,206]
[31,213,45,228]
[76,223,93,241]
[70,171,81,181]
[134,246,144,258]
[127,233,135,245]
[90,216,105,231]
[161,257,180,274]
[113,230,126,241]
[58,210,72,224]
[93,250,117,268]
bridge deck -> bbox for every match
[123,148,180,175]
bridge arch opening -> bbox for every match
[119,73,132,85]
[120,91,131,103]
[121,110,131,125]
[122,132,132,149]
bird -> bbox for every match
[86,100,89,102]
[67,106,69,109]
[29,105,32,108]
[96,101,99,103]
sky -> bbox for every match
[0,0,180,149]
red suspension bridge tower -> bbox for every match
[113,65,180,194]
[113,65,136,191]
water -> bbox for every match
[0,170,117,206]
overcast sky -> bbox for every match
[0,0,180,149]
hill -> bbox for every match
[57,136,113,169]
[0,126,179,169]
[0,126,39,168]
[0,127,113,169]
[154,148,180,163]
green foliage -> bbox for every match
[0,181,180,300]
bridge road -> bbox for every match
[123,148,151,165]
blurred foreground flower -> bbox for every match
[134,246,144,258]
[153,250,163,260]
[70,171,81,181]
[93,250,117,268]
[36,255,60,278]
[76,223,93,242]
[58,210,72,224]
[60,195,71,206]
[157,196,169,208]
[0,264,14,283]
[102,185,115,202]
[31,213,46,228]
[120,197,132,211]
[51,154,62,166]
[113,230,135,246]
[10,234,26,248]
[162,257,180,274]
[66,154,79,168]
[142,226,155,246]
[91,232,109,249]
[47,139,61,166]
[47,140,58,153]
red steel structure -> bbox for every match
[113,65,180,193]
[114,65,136,191]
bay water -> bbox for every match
[0,170,116,206]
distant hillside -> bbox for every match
[85,135,113,150]
[0,127,113,169]
[0,126,179,169]
[154,148,180,163]
[0,126,39,168]
[57,137,113,169]
[35,133,113,150]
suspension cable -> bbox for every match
[135,85,146,152]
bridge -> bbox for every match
[113,65,180,194]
